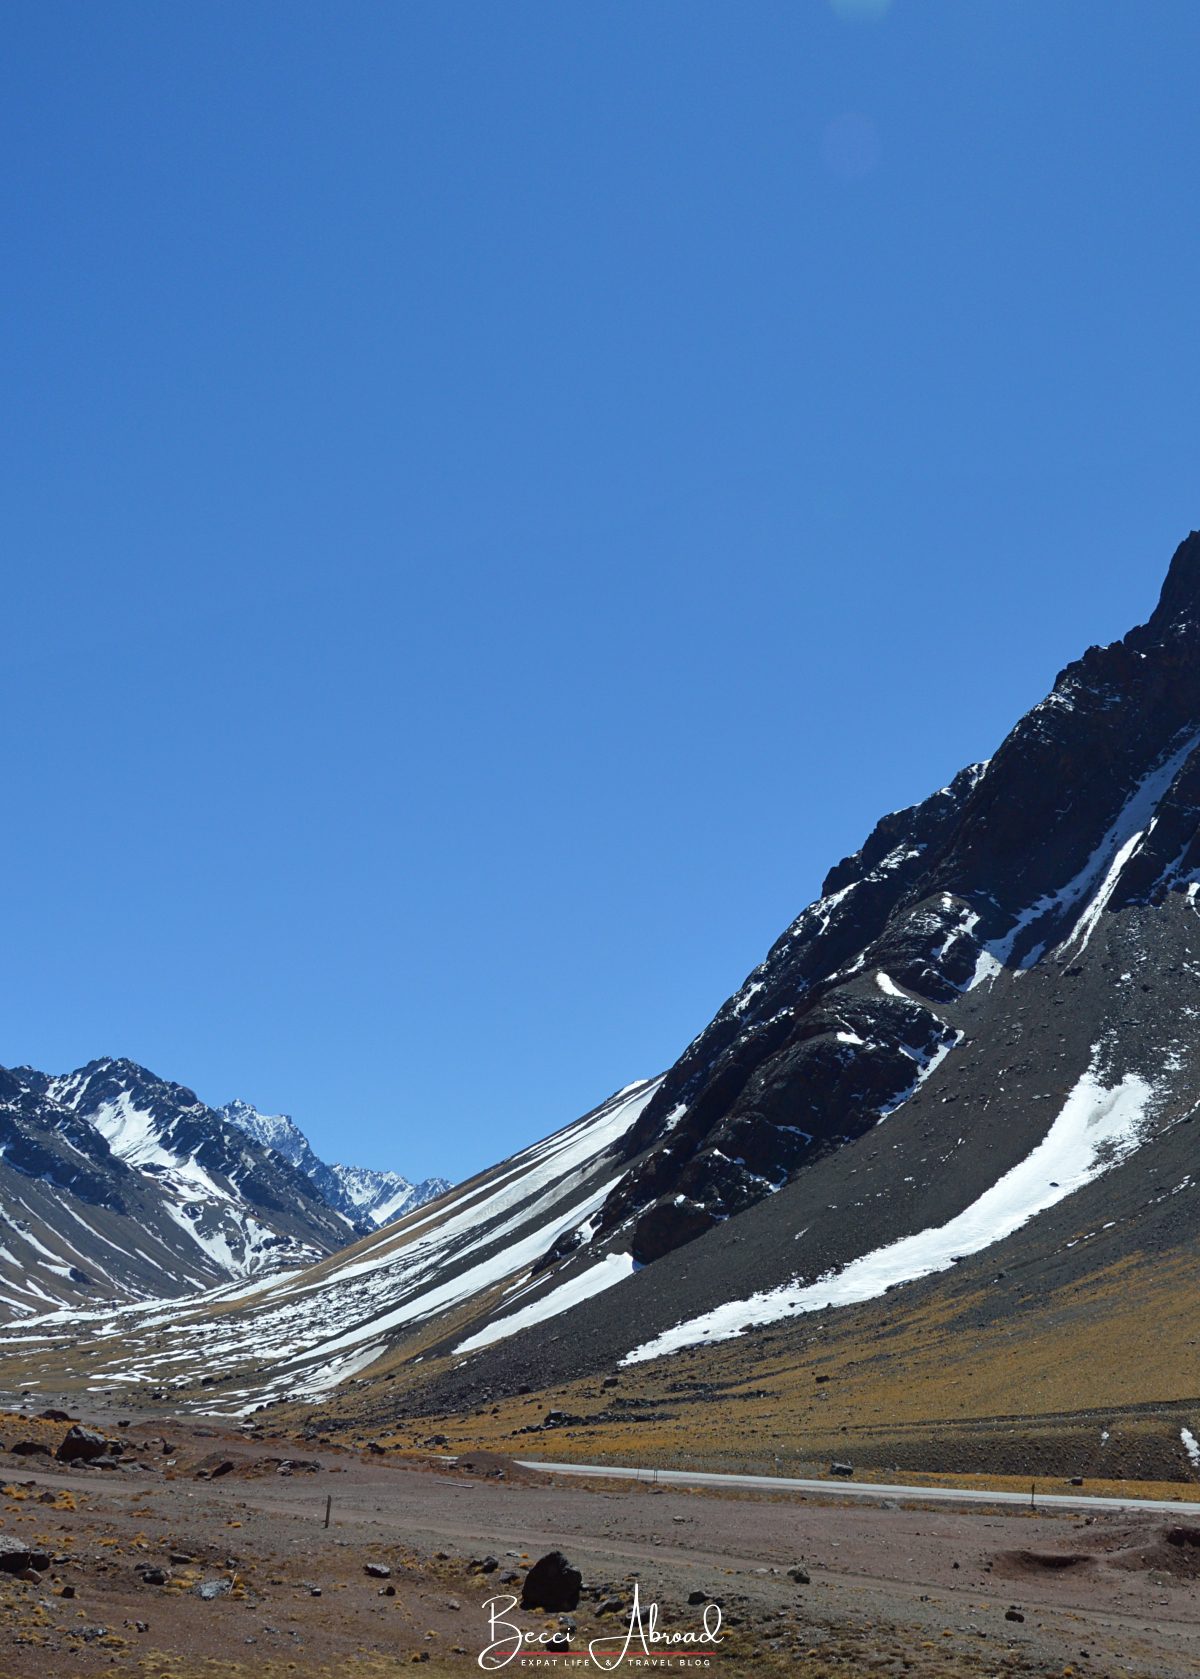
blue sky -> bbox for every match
[4,1,1200,1179]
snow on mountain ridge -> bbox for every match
[0,1059,351,1316]
[218,1099,310,1167]
[219,1101,450,1229]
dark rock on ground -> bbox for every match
[0,1535,51,1574]
[521,1550,582,1612]
[57,1424,110,1463]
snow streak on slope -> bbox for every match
[0,1079,659,1412]
[981,727,1200,974]
[454,1251,637,1355]
[623,1066,1153,1365]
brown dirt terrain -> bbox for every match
[269,1245,1200,1493]
[0,1410,1197,1678]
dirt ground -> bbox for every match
[0,1409,1197,1679]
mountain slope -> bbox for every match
[5,534,1200,1444]
[219,1101,450,1229]
[0,1079,659,1406]
[0,1059,352,1316]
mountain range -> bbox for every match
[0,1061,447,1317]
[4,533,1200,1479]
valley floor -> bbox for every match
[0,1409,1197,1677]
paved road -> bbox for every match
[517,1457,1200,1517]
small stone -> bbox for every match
[365,1563,391,1579]
[787,1568,810,1586]
[1005,1609,1025,1623]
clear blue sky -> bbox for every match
[4,1,1200,1180]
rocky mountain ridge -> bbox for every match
[218,1099,449,1228]
[0,1058,354,1316]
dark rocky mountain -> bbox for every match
[218,1100,450,1229]
[570,532,1200,1269]
[0,1059,353,1316]
[4,535,1200,1443]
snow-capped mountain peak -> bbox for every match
[217,1099,311,1168]
[0,1058,352,1317]
[326,1162,452,1227]
[219,1100,449,1229]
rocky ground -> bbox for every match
[0,1407,1197,1677]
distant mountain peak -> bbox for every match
[219,1100,449,1229]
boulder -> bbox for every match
[0,1534,51,1574]
[57,1425,110,1464]
[521,1551,582,1612]
[9,1441,51,1457]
